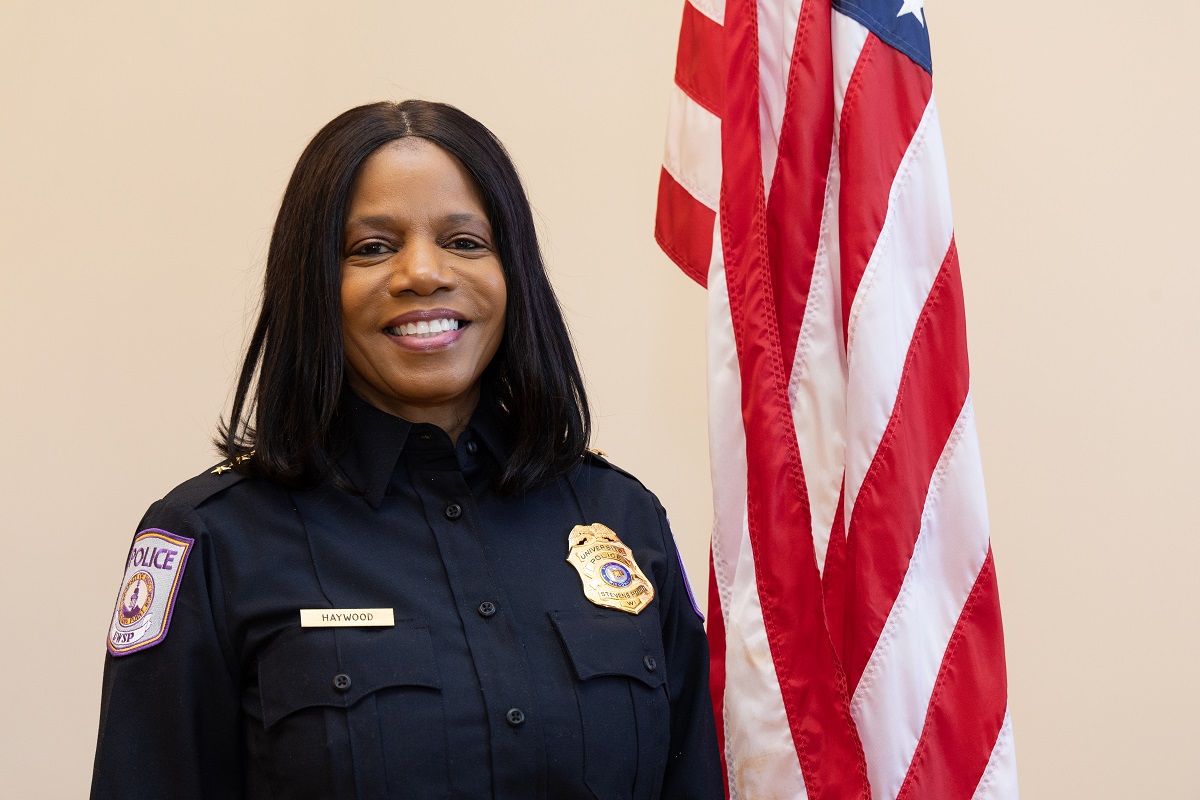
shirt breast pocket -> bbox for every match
[550,608,670,800]
[256,621,448,799]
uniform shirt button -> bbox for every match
[333,673,352,692]
[643,655,658,672]
[477,601,497,618]
[445,503,463,520]
[466,441,478,455]
[506,707,525,727]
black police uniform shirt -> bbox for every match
[92,392,723,799]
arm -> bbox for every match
[91,501,243,799]
[652,497,725,799]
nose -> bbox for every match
[388,238,454,297]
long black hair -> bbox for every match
[218,100,590,493]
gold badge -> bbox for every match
[566,523,655,614]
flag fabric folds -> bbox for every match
[655,1,1019,798]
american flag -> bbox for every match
[655,1,1019,798]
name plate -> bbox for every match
[300,608,395,628]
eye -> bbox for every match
[445,236,487,252]
[348,241,392,257]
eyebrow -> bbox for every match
[346,212,489,229]
[445,212,488,226]
[349,214,397,229]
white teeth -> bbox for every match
[392,318,460,337]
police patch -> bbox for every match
[107,529,194,656]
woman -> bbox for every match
[92,100,722,799]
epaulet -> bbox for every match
[161,451,254,510]
[581,447,642,485]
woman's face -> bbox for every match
[340,139,506,434]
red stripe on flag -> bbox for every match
[655,167,715,287]
[895,549,1009,800]
[719,1,869,797]
[765,0,834,373]
[837,34,932,340]
[843,239,971,694]
[822,478,848,662]
[675,1,725,116]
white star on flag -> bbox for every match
[896,0,925,26]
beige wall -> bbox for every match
[1,1,1195,796]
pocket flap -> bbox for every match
[549,609,666,689]
[259,621,439,728]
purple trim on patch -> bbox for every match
[107,528,195,657]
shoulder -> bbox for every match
[570,448,670,528]
[576,448,654,496]
[156,457,256,514]
[139,455,280,538]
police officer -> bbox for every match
[91,100,723,799]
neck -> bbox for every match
[345,380,480,444]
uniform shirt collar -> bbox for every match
[466,387,515,470]
[337,386,514,509]
[337,390,411,509]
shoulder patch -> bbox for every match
[107,529,194,656]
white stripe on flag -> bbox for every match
[832,11,870,127]
[724,510,810,800]
[689,0,726,25]
[664,84,723,212]
[787,145,847,574]
[757,0,803,193]
[706,217,744,620]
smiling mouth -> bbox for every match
[384,318,464,338]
